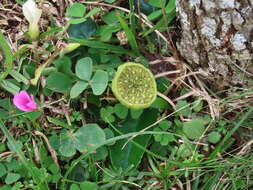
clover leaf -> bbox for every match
[153,120,175,146]
[70,57,108,98]
[59,124,106,157]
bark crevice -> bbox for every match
[176,0,253,88]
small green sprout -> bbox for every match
[112,62,157,109]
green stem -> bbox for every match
[30,50,60,86]
[41,97,66,108]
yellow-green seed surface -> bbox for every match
[116,65,156,105]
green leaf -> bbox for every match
[67,19,96,39]
[130,109,143,119]
[5,173,20,185]
[176,100,191,116]
[0,143,6,153]
[110,109,159,169]
[23,65,35,79]
[193,99,203,113]
[183,119,205,139]
[104,128,115,146]
[41,67,57,76]
[59,131,77,157]
[9,70,28,84]
[0,163,7,177]
[154,128,163,142]
[84,8,101,19]
[25,111,42,121]
[30,167,49,185]
[156,77,171,93]
[90,70,108,95]
[114,103,128,119]
[67,3,86,18]
[0,109,8,118]
[148,0,162,8]
[100,106,115,123]
[70,184,80,190]
[69,17,87,25]
[208,132,221,144]
[0,80,20,95]
[54,56,73,76]
[0,98,12,110]
[138,0,156,15]
[151,97,170,109]
[6,159,21,171]
[160,135,170,146]
[46,72,73,93]
[76,57,93,81]
[98,25,120,41]
[0,185,12,190]
[80,182,98,190]
[70,81,88,98]
[164,134,175,143]
[48,163,59,174]
[148,10,162,20]
[6,141,22,156]
[75,124,106,152]
[159,120,171,130]
[147,0,175,21]
[165,0,176,15]
[47,117,71,129]
[153,121,175,146]
[102,11,120,24]
[93,146,108,161]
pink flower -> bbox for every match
[13,90,37,111]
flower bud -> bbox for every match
[60,43,80,57]
[22,0,42,40]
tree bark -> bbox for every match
[176,0,253,89]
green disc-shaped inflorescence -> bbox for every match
[112,62,157,109]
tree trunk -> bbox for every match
[176,0,253,89]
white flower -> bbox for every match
[22,0,42,40]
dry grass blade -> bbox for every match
[34,131,59,167]
[231,61,253,77]
[169,62,220,119]
[32,138,40,164]
[157,91,176,109]
[173,91,196,102]
[154,70,181,78]
[0,151,13,158]
[237,140,253,156]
